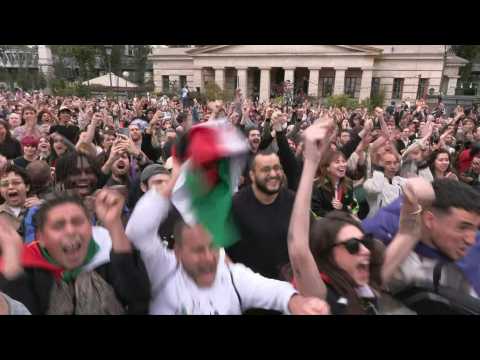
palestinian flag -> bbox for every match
[171,119,248,248]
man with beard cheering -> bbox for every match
[227,150,295,287]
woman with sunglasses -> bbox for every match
[288,119,430,314]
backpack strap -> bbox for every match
[433,262,444,293]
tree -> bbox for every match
[452,45,480,82]
[50,45,98,81]
[132,45,152,85]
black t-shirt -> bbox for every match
[0,138,22,159]
[13,156,31,169]
[227,185,295,280]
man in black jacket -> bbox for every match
[0,189,150,315]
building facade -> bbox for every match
[149,45,468,105]
[0,46,154,89]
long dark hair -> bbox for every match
[316,150,352,194]
[427,149,455,179]
[309,211,385,314]
[0,119,13,143]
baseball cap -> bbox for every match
[140,164,170,184]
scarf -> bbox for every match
[0,240,100,283]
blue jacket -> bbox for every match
[362,197,480,296]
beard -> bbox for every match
[254,174,283,195]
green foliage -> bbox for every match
[50,79,91,97]
[324,94,359,109]
[188,91,208,105]
[50,45,98,81]
[272,96,284,106]
[203,82,234,102]
[132,45,152,85]
[0,69,47,91]
[360,89,386,112]
[452,45,480,82]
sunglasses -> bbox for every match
[331,234,374,255]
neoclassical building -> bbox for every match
[150,45,468,104]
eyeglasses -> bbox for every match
[331,234,374,255]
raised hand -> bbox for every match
[0,155,8,173]
[25,196,42,209]
[331,199,343,210]
[288,295,330,315]
[398,178,435,239]
[95,188,125,229]
[303,116,335,164]
[0,216,23,279]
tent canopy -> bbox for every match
[82,73,138,88]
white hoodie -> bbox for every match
[126,190,297,315]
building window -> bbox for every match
[371,78,380,97]
[124,45,136,57]
[392,78,404,99]
[417,78,429,99]
[344,77,359,97]
[321,77,334,97]
[162,76,169,91]
[179,75,187,88]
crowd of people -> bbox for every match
[1,86,480,315]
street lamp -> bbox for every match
[122,71,130,99]
[105,45,113,96]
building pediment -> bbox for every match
[187,45,382,56]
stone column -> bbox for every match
[284,68,295,84]
[259,68,271,102]
[359,67,373,101]
[214,68,225,90]
[447,76,459,96]
[308,68,320,97]
[237,68,248,99]
[154,72,163,93]
[333,68,347,95]
[193,68,203,91]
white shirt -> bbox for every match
[126,190,297,315]
[10,206,22,218]
[363,170,406,218]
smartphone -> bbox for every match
[117,128,129,137]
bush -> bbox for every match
[360,89,386,113]
[324,94,359,109]
[188,91,208,105]
[204,82,234,102]
[51,80,92,97]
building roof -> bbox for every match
[185,45,383,55]
[446,55,469,66]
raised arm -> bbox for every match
[381,177,435,284]
[95,188,132,253]
[287,119,335,300]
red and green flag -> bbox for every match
[172,120,248,248]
